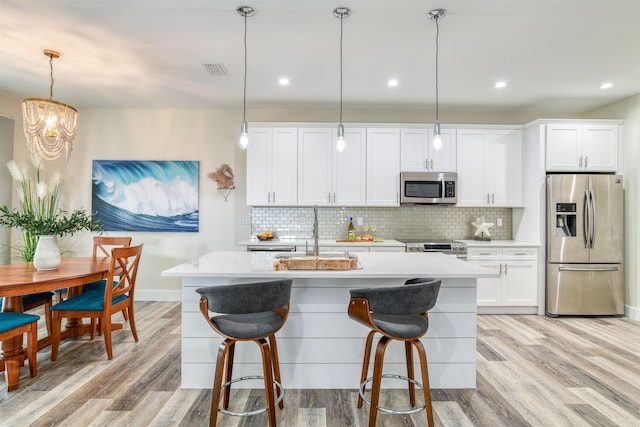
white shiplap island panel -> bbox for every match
[162,251,496,389]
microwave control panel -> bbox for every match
[444,181,456,197]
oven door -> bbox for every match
[400,172,457,204]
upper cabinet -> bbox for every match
[246,127,298,206]
[367,128,400,206]
[400,127,456,172]
[545,123,619,172]
[456,128,523,207]
[297,127,366,206]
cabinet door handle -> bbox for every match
[499,264,503,274]
[273,192,276,204]
[584,156,588,168]
[504,263,508,274]
[491,193,495,204]
[486,193,490,204]
[514,252,528,256]
[328,192,331,203]
[333,192,336,204]
[479,252,493,256]
[430,159,434,170]
[268,192,271,204]
[579,156,583,168]
[424,159,428,170]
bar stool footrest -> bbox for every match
[359,374,426,415]
[218,375,284,417]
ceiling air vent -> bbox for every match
[204,63,228,76]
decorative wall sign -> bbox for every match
[92,160,199,232]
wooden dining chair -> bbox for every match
[0,312,39,391]
[55,236,133,303]
[0,292,53,336]
[51,243,143,361]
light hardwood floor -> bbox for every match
[2,301,639,426]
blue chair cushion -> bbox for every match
[212,310,286,339]
[0,312,40,333]
[370,313,429,339]
[51,290,128,312]
[0,292,53,310]
[83,279,108,293]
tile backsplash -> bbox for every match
[251,206,512,241]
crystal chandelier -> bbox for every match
[427,9,446,150]
[22,49,78,161]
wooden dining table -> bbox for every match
[0,257,113,391]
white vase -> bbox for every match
[33,235,61,270]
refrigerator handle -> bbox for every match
[558,267,619,272]
[590,189,596,248]
[583,189,590,249]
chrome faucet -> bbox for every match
[307,205,320,256]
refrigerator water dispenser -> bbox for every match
[555,203,576,237]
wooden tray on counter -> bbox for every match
[274,255,358,271]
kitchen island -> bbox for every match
[162,251,496,389]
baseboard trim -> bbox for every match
[135,290,181,301]
[625,304,640,321]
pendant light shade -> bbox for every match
[237,6,254,150]
[22,49,78,161]
[334,7,350,152]
[427,8,446,151]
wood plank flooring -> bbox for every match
[2,302,639,426]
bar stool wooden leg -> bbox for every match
[358,330,376,408]
[268,334,284,409]
[210,339,231,427]
[405,341,416,406]
[222,342,235,410]
[258,338,277,427]
[413,340,434,427]
[369,336,391,427]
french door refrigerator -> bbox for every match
[546,174,624,316]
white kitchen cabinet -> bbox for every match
[545,123,618,172]
[297,127,366,206]
[366,128,400,206]
[456,129,523,207]
[400,127,456,172]
[466,246,537,311]
[246,127,298,206]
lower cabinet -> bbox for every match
[467,246,538,313]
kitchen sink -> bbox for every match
[274,252,357,260]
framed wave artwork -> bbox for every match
[92,160,199,232]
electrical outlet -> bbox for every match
[238,215,251,225]
[497,218,503,227]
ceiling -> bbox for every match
[1,0,639,116]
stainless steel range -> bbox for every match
[400,239,467,259]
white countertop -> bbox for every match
[238,238,406,248]
[456,239,540,247]
[161,250,496,279]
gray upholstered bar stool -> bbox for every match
[196,279,292,427]
[348,278,442,427]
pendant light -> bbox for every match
[22,49,78,161]
[427,8,446,150]
[237,6,255,149]
[334,7,351,152]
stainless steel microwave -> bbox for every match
[400,172,457,205]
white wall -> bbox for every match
[585,94,640,319]
[0,115,14,264]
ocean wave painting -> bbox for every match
[92,160,199,232]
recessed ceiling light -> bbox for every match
[279,77,290,86]
[600,82,613,89]
[494,81,507,89]
[387,79,399,87]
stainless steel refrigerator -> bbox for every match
[546,174,624,316]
